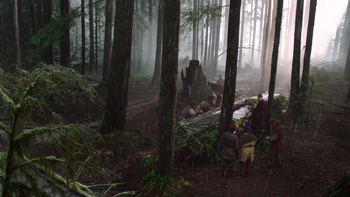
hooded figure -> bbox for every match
[251,94,267,136]
[220,124,239,177]
[239,125,257,177]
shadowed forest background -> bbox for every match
[0,0,350,196]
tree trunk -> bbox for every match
[259,0,272,93]
[60,0,70,68]
[202,2,209,68]
[151,0,164,86]
[266,0,283,131]
[81,0,86,74]
[192,0,198,60]
[37,0,43,29]
[44,0,53,64]
[217,0,241,143]
[158,0,180,177]
[300,0,317,101]
[14,0,20,67]
[289,0,304,122]
[99,0,134,134]
[89,0,94,73]
[211,0,223,76]
[95,0,98,74]
[339,1,350,66]
[258,0,266,56]
[101,0,113,84]
[250,0,258,67]
[238,0,245,69]
[147,0,153,67]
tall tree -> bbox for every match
[95,0,98,74]
[81,0,86,74]
[192,0,198,60]
[99,0,134,134]
[289,0,304,122]
[211,0,223,76]
[14,0,20,67]
[217,0,241,143]
[89,0,94,73]
[339,0,350,66]
[300,0,317,101]
[147,0,153,66]
[151,0,164,86]
[238,0,246,69]
[101,0,113,85]
[158,0,180,176]
[250,0,258,67]
[44,0,53,64]
[60,0,70,67]
[259,0,272,93]
[266,0,283,129]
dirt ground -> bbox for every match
[7,69,349,196]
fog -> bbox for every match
[67,0,349,83]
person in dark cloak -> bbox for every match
[250,94,267,136]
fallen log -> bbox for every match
[322,174,350,197]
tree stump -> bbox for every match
[181,60,215,105]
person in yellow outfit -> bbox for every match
[239,124,257,177]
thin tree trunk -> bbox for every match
[147,0,153,67]
[45,0,53,64]
[95,0,98,74]
[89,0,94,73]
[238,0,246,69]
[203,2,209,67]
[158,0,180,176]
[151,0,164,86]
[266,0,283,130]
[258,0,266,55]
[218,0,241,143]
[339,0,350,66]
[300,0,317,102]
[212,0,222,76]
[192,0,198,60]
[81,0,86,74]
[101,0,113,84]
[333,24,342,60]
[289,0,304,121]
[99,0,134,134]
[14,0,20,67]
[259,0,272,93]
[250,0,258,67]
[60,0,70,67]
[37,0,43,29]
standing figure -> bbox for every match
[239,125,257,177]
[251,94,267,136]
[220,124,239,177]
[261,119,283,169]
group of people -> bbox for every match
[220,119,283,177]
[179,94,222,120]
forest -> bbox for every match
[0,0,350,196]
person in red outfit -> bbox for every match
[261,119,283,169]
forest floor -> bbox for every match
[3,68,350,196]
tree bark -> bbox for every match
[44,0,53,64]
[81,0,86,74]
[339,1,350,66]
[211,0,223,76]
[266,0,283,131]
[14,0,20,67]
[147,0,153,67]
[89,0,94,73]
[151,0,164,86]
[95,0,98,74]
[289,0,304,121]
[101,0,113,84]
[192,0,198,60]
[259,0,272,93]
[99,0,134,134]
[158,0,180,177]
[60,0,70,68]
[250,0,258,67]
[300,0,317,101]
[238,0,245,69]
[217,0,241,143]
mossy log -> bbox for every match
[322,175,350,197]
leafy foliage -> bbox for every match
[0,65,134,196]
